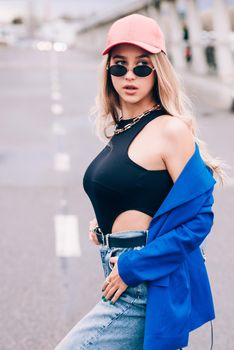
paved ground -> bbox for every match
[0,46,233,350]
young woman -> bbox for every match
[55,13,228,350]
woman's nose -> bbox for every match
[125,68,136,79]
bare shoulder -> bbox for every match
[163,115,193,139]
[158,115,196,183]
[162,115,194,144]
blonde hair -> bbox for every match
[89,51,231,187]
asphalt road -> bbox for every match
[0,46,233,350]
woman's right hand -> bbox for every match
[89,217,101,245]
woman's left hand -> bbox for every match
[101,256,128,304]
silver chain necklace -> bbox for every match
[114,103,161,135]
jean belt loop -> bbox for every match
[105,233,110,248]
[145,229,148,244]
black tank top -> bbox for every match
[83,107,174,234]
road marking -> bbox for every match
[55,214,81,257]
[52,122,66,135]
[51,103,64,115]
[54,152,70,171]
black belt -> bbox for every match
[94,226,148,248]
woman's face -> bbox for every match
[109,44,157,106]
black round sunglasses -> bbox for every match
[106,64,156,77]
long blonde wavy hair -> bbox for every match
[89,50,231,187]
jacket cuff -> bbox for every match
[117,251,140,287]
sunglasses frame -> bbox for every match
[106,64,156,77]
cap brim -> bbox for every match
[102,41,162,55]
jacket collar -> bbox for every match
[150,143,216,221]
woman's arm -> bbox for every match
[117,117,214,287]
[161,116,196,184]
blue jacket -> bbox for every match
[117,142,217,350]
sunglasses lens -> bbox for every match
[109,65,126,76]
[134,65,153,77]
[108,65,153,77]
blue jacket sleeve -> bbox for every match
[117,190,215,287]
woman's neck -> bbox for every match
[120,100,157,120]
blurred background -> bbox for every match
[0,0,233,349]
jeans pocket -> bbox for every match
[108,247,145,301]
[108,248,124,270]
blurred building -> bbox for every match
[76,0,234,85]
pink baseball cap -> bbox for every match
[102,13,166,56]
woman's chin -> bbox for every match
[120,95,142,104]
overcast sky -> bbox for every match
[0,0,234,22]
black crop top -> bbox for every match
[83,107,174,234]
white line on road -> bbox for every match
[54,152,70,171]
[55,214,81,257]
[51,103,64,115]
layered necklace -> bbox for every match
[114,103,161,135]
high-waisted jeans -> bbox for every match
[54,229,148,350]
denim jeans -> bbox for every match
[54,229,148,350]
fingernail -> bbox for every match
[102,296,107,301]
[110,301,114,305]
